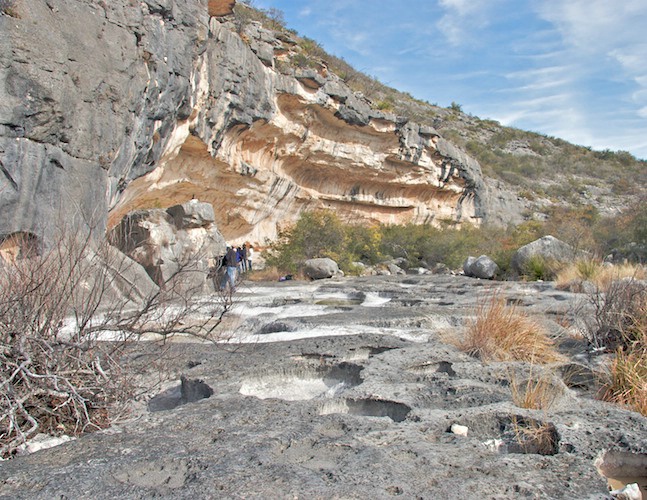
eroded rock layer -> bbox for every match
[1,0,498,246]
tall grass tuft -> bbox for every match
[460,294,563,364]
[556,259,646,292]
[510,372,559,410]
[603,346,647,416]
[596,278,647,416]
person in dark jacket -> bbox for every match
[238,244,247,272]
[221,246,238,291]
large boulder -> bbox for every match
[304,258,340,280]
[463,255,499,279]
[511,235,576,276]
[110,201,226,291]
[166,199,215,229]
[79,244,160,310]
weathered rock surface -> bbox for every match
[109,199,225,289]
[511,235,577,275]
[0,0,522,249]
[1,274,646,498]
[81,243,161,308]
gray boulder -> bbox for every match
[511,235,576,276]
[79,244,160,310]
[110,201,226,291]
[463,255,499,279]
[304,258,340,280]
[387,263,406,276]
[166,199,215,229]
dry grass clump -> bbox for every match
[244,267,303,282]
[603,346,647,417]
[595,263,646,290]
[510,373,560,410]
[510,416,558,455]
[244,266,282,282]
[460,294,563,364]
[556,259,645,291]
[601,310,647,416]
[595,279,646,415]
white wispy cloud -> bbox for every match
[259,0,647,158]
[436,0,500,46]
[534,1,647,114]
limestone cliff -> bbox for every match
[0,0,516,247]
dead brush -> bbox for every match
[0,229,234,458]
[510,416,558,455]
[244,266,284,282]
[459,293,564,364]
[585,276,646,350]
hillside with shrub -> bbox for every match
[235,2,646,214]
[235,2,645,275]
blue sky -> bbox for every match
[253,0,647,160]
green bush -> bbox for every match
[264,200,645,278]
[264,210,348,273]
[518,255,566,281]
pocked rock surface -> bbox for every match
[1,274,646,499]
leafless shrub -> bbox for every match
[583,278,646,350]
[0,229,232,458]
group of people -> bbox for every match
[218,243,254,292]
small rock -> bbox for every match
[450,424,468,437]
[482,439,506,453]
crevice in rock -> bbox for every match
[460,413,560,455]
[239,363,363,401]
[319,398,412,423]
[148,375,214,412]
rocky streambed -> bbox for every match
[1,274,646,499]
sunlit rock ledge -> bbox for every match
[1,0,515,249]
[104,16,490,245]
